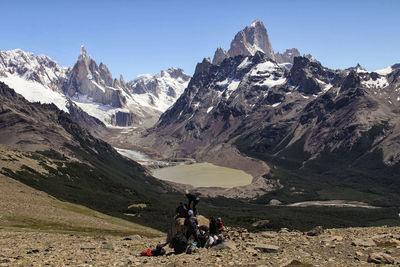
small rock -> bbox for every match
[281,259,313,267]
[101,242,114,250]
[355,251,364,257]
[321,235,343,243]
[307,226,324,236]
[26,249,39,254]
[352,238,376,247]
[254,244,279,253]
[211,241,236,251]
[269,199,282,206]
[261,231,277,238]
[367,252,395,264]
[279,228,289,234]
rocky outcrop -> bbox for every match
[166,215,209,243]
[228,20,275,60]
[110,111,136,127]
[275,48,301,65]
[212,47,229,65]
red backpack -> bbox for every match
[141,249,153,256]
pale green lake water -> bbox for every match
[152,162,252,188]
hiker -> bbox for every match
[171,231,188,254]
[217,217,224,233]
[193,196,200,215]
[184,210,200,246]
[141,242,167,256]
[207,216,220,247]
[209,216,219,235]
[175,202,187,218]
[185,191,197,209]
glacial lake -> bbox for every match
[152,162,253,188]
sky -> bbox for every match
[1,0,399,80]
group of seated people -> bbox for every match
[141,191,225,256]
[174,191,225,252]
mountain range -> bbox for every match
[1,19,400,231]
[0,46,190,128]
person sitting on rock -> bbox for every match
[175,202,187,218]
[184,209,200,246]
[171,231,188,254]
[217,217,224,233]
[208,216,220,247]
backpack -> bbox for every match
[171,231,188,254]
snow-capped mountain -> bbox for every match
[0,46,190,128]
[127,68,190,112]
[211,20,316,69]
[0,49,69,111]
[375,63,400,75]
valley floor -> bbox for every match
[1,225,400,266]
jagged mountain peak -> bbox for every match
[212,47,229,65]
[346,63,367,73]
[228,20,275,60]
[79,45,87,60]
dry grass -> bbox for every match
[0,172,163,237]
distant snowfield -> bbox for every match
[0,75,69,112]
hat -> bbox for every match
[188,210,193,216]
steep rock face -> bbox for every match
[63,46,126,108]
[288,56,340,95]
[228,20,275,60]
[210,20,316,72]
[212,47,229,65]
[275,48,301,65]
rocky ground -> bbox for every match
[1,225,400,266]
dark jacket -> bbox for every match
[184,215,198,231]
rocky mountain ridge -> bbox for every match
[0,46,190,127]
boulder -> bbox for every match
[352,238,376,247]
[254,243,279,253]
[268,199,282,206]
[166,215,209,243]
[367,252,395,264]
